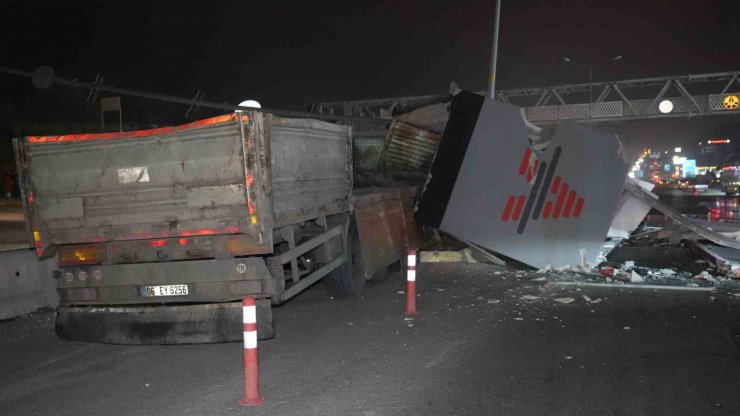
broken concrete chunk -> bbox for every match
[630,271,645,283]
[419,248,478,263]
[536,265,552,274]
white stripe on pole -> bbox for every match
[244,331,258,349]
[407,269,416,281]
[243,306,257,324]
[407,254,416,267]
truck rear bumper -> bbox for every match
[58,257,275,305]
[56,300,274,344]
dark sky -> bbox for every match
[1,0,740,149]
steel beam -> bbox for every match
[311,70,740,124]
[611,84,638,116]
[673,80,702,112]
[595,85,612,103]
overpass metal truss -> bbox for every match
[311,71,740,125]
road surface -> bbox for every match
[2,263,739,416]
[655,187,740,223]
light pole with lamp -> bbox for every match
[562,55,622,119]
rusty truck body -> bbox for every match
[13,111,411,344]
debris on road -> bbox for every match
[630,271,645,283]
[374,92,740,297]
[554,297,575,304]
[419,248,478,263]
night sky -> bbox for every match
[1,0,740,152]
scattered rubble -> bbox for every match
[630,271,645,283]
[419,248,478,263]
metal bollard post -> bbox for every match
[406,249,417,316]
[239,297,263,406]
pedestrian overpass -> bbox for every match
[310,71,740,125]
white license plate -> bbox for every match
[140,284,189,297]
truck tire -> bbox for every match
[324,222,365,297]
[368,260,400,285]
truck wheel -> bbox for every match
[368,260,400,285]
[324,222,365,297]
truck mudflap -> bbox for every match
[56,300,274,345]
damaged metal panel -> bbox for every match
[379,120,441,172]
[684,240,740,272]
[608,178,655,239]
[395,102,450,134]
[416,93,630,268]
[354,188,407,277]
[624,180,740,249]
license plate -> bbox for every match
[140,284,189,297]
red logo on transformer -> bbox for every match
[502,147,584,234]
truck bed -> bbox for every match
[15,112,352,257]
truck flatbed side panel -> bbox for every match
[18,115,250,246]
[269,116,352,227]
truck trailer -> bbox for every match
[14,111,411,344]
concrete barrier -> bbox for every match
[0,249,58,320]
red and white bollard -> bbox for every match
[239,297,263,406]
[406,249,417,316]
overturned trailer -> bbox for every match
[14,112,411,344]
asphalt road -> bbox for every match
[654,187,740,222]
[2,263,739,416]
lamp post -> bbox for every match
[562,55,622,119]
[488,0,502,99]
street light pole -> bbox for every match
[563,55,621,120]
[488,0,502,99]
